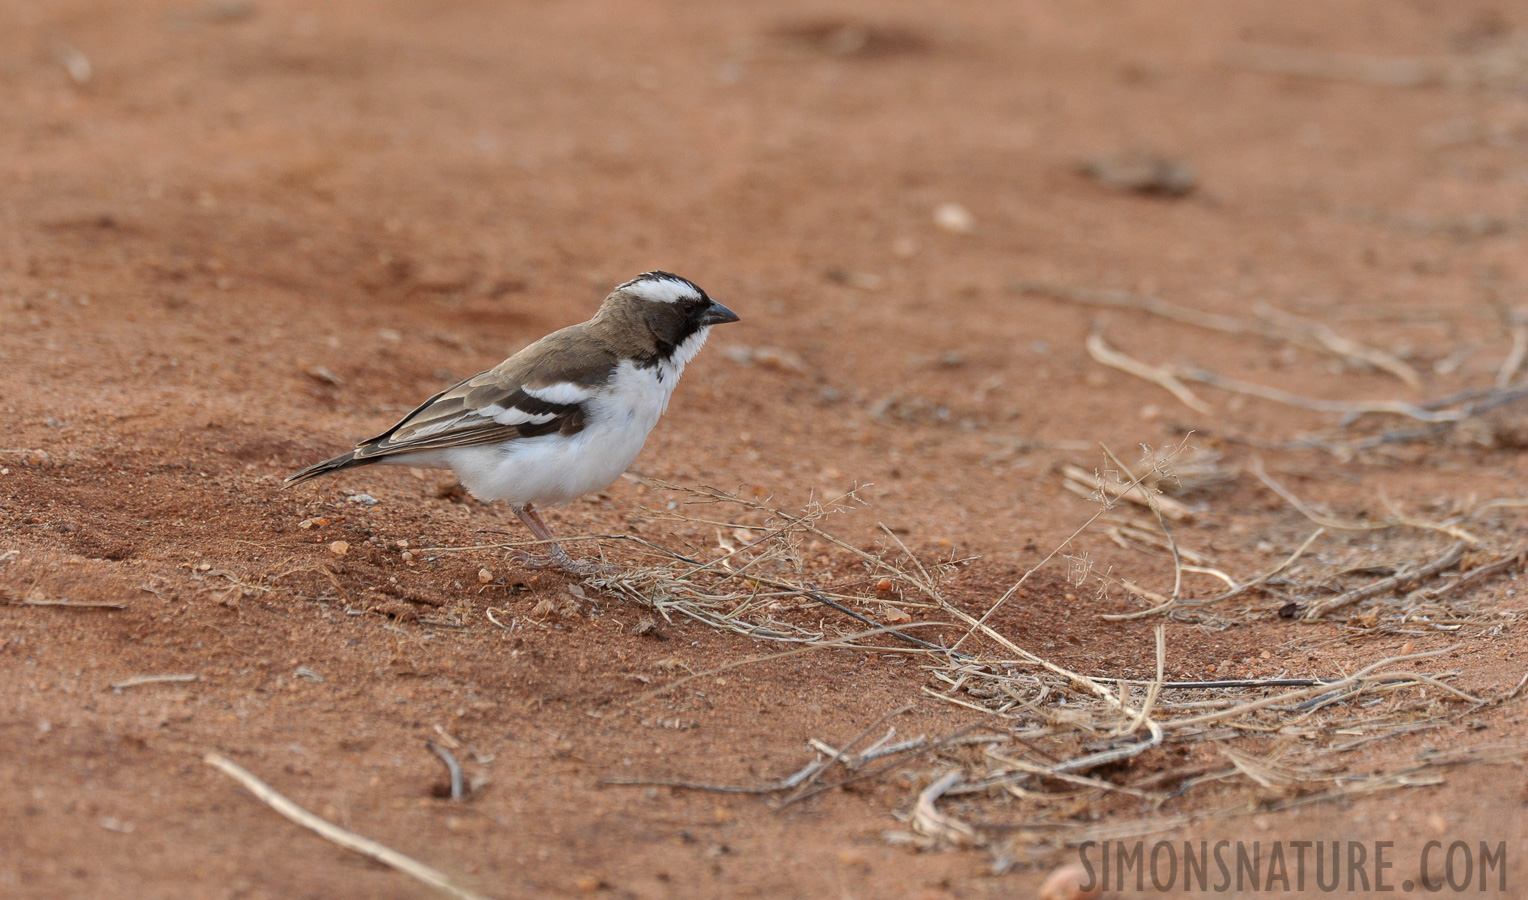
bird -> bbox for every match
[286,271,739,573]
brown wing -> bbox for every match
[350,326,618,461]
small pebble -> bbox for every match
[478,568,494,584]
[329,541,350,556]
[875,578,893,592]
[1038,862,1100,900]
[882,606,911,624]
[933,202,975,233]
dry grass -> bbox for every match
[432,460,1528,868]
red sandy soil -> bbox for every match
[3,1,1528,897]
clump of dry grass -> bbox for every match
[470,458,1528,867]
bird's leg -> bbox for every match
[509,503,605,575]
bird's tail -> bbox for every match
[284,450,370,487]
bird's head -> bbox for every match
[598,271,739,365]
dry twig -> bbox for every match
[204,752,492,900]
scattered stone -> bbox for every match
[329,541,350,556]
[824,268,884,291]
[1038,862,1101,900]
[305,366,342,386]
[722,345,807,373]
[477,568,494,584]
[1077,153,1196,196]
[346,493,378,506]
[933,202,975,233]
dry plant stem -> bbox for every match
[1101,445,1184,601]
[1122,626,1167,736]
[599,759,824,795]
[1303,542,1468,621]
[111,674,197,691]
[777,703,915,808]
[1107,528,1326,620]
[427,742,464,802]
[911,772,980,845]
[1408,545,1528,602]
[203,752,493,900]
[6,596,126,609]
[1251,459,1479,543]
[1084,333,1211,413]
[1016,280,1420,385]
[1061,464,1194,521]
[1498,323,1528,388]
[786,723,988,806]
[1180,368,1451,422]
[1255,304,1422,388]
[872,526,1134,716]
[1162,649,1452,730]
[1226,44,1440,88]
[628,624,942,704]
[955,454,1170,651]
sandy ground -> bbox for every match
[3,1,1528,897]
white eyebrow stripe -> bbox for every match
[523,383,592,405]
[622,277,702,304]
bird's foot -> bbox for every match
[510,547,611,576]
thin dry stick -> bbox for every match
[1141,528,1326,615]
[1121,626,1167,737]
[427,742,464,802]
[1227,44,1439,88]
[778,703,915,808]
[954,452,1175,652]
[1100,445,1184,602]
[1015,280,1420,385]
[1256,304,1422,388]
[1179,368,1452,422]
[911,772,979,845]
[1498,323,1528,388]
[1060,464,1195,521]
[111,674,198,691]
[1162,650,1452,731]
[203,752,493,900]
[1303,542,1469,621]
[629,623,941,704]
[1085,333,1211,413]
[6,595,127,609]
[1407,546,1528,602]
[1251,459,1479,543]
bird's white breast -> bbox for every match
[437,331,708,505]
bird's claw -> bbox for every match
[510,548,611,576]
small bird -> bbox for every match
[287,271,739,572]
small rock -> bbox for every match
[1077,153,1196,196]
[329,541,350,556]
[478,568,494,584]
[305,366,342,386]
[882,606,911,624]
[824,269,884,291]
[347,493,377,506]
[1038,862,1100,900]
[933,202,975,233]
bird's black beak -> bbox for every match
[699,300,740,326]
